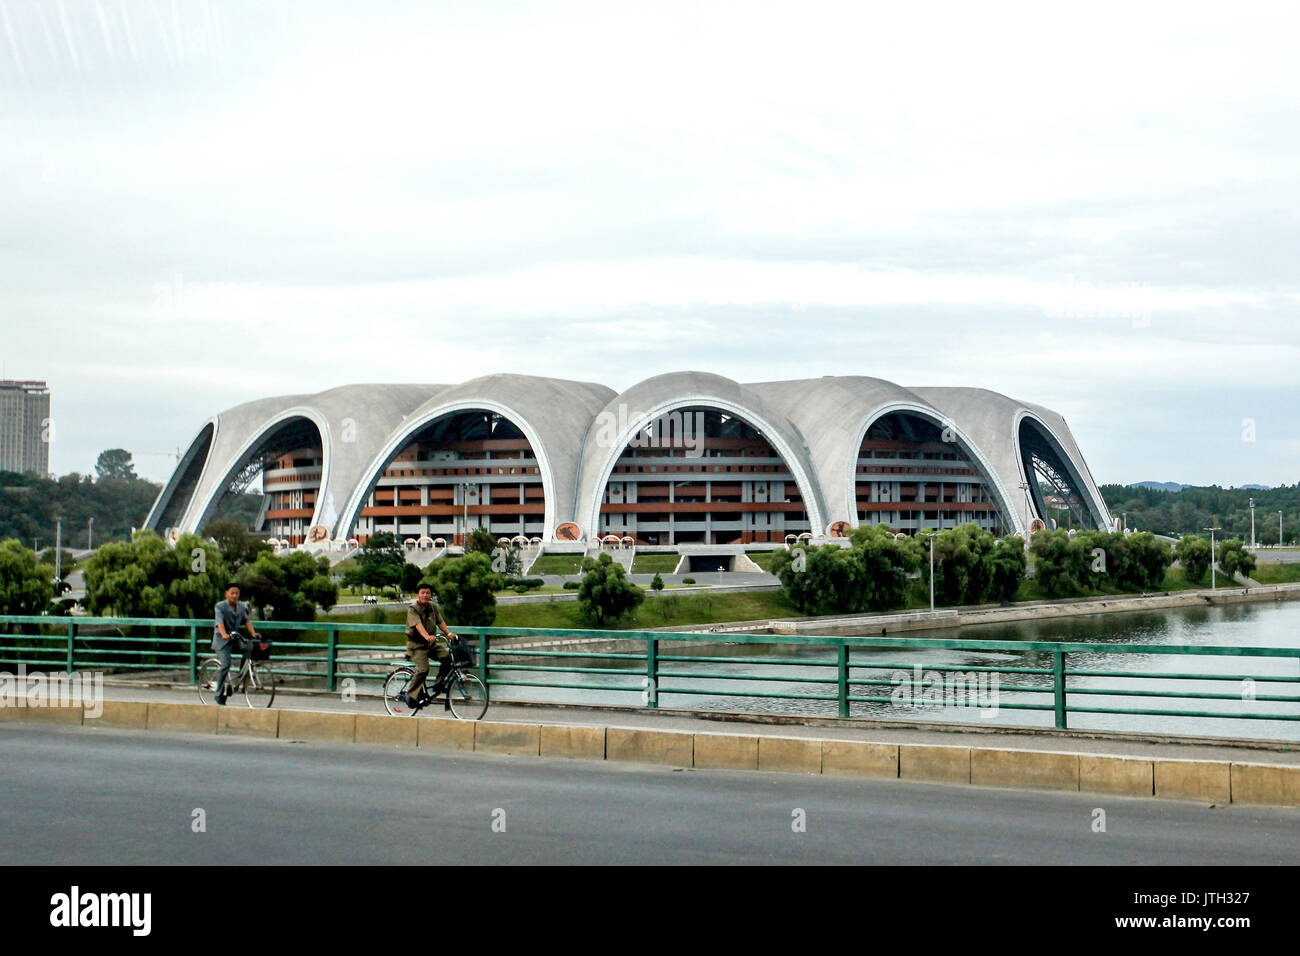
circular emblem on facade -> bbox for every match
[308,524,329,544]
[1029,518,1047,533]
[827,521,851,537]
[555,522,582,541]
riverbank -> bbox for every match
[676,581,1300,637]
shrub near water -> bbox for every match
[1030,528,1173,597]
[772,524,921,614]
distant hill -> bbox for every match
[1131,481,1271,493]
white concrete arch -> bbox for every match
[144,416,219,532]
[185,405,333,535]
[1013,408,1112,531]
[337,399,560,542]
[578,394,827,540]
[847,401,1024,536]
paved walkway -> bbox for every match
[96,682,1300,766]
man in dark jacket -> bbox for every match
[404,583,457,709]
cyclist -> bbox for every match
[403,582,457,709]
[213,583,259,706]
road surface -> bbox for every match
[2,724,1296,865]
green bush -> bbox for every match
[651,573,664,591]
[771,525,922,614]
[577,552,644,626]
[562,581,580,590]
[1218,539,1256,580]
[682,577,695,584]
[1175,535,1211,584]
[428,552,503,626]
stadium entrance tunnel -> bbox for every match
[344,409,546,546]
[856,412,1006,535]
[1018,417,1105,531]
[597,407,811,547]
[686,554,734,573]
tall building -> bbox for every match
[0,380,50,475]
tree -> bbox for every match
[1217,539,1257,581]
[651,572,664,591]
[348,532,406,592]
[1030,529,1088,597]
[771,543,845,615]
[465,527,498,555]
[1175,535,1211,584]
[95,448,137,481]
[429,552,502,626]
[772,527,920,615]
[1125,532,1173,590]
[988,535,1027,602]
[203,518,272,572]
[401,561,424,593]
[236,550,338,620]
[849,524,923,612]
[0,540,56,618]
[83,530,228,619]
[577,552,644,626]
[930,524,997,606]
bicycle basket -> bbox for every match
[450,636,475,668]
[242,636,272,661]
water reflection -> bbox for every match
[490,601,1300,740]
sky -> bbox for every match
[2,0,1298,487]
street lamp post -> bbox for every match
[1204,526,1221,589]
[88,516,94,551]
[1249,498,1255,549]
[1280,511,1285,547]
[54,517,62,584]
[459,481,477,546]
[919,531,938,612]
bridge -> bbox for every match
[1,614,1298,865]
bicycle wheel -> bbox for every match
[244,663,276,708]
[383,667,415,716]
[196,658,225,705]
[446,671,488,721]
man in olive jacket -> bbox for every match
[404,583,457,709]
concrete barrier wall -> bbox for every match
[4,701,1299,808]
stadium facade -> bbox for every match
[144,372,1112,549]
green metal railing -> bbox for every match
[1,615,1297,735]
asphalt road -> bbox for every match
[5,725,1298,865]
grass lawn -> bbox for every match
[631,552,679,574]
[744,550,785,572]
[528,553,587,575]
[1252,563,1300,585]
[492,589,800,629]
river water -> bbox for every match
[490,600,1300,741]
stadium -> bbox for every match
[144,372,1113,554]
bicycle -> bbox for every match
[383,641,488,720]
[196,634,276,708]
